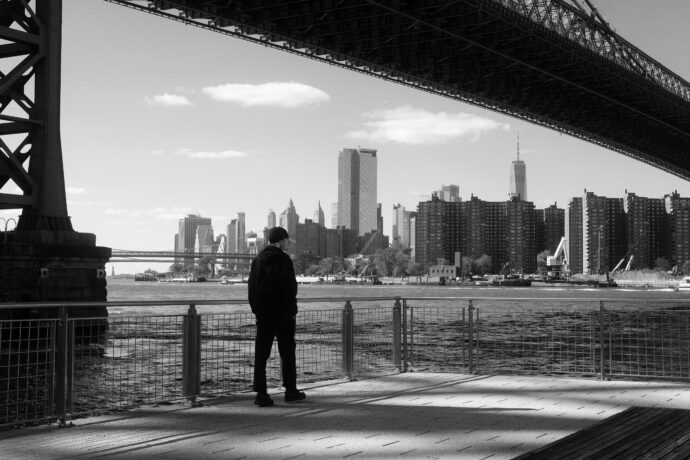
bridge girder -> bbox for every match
[0,0,73,230]
[106,0,690,181]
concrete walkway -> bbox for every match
[2,373,689,459]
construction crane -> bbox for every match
[545,237,569,281]
[610,230,649,277]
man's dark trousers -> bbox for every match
[253,314,297,393]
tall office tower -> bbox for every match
[235,212,246,253]
[544,203,565,254]
[509,135,527,200]
[392,204,409,249]
[437,184,460,202]
[279,199,299,255]
[415,193,462,267]
[226,219,239,253]
[581,191,625,274]
[506,196,536,274]
[174,233,180,264]
[368,203,389,253]
[267,209,276,229]
[337,147,377,236]
[330,203,338,229]
[624,192,667,270]
[664,191,690,268]
[195,224,214,254]
[314,201,325,227]
[178,214,212,269]
[566,197,583,274]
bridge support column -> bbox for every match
[0,0,110,318]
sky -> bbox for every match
[2,1,689,274]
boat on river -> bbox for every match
[492,274,531,287]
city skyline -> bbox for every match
[1,1,688,276]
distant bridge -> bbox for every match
[110,250,254,263]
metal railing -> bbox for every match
[1,296,689,428]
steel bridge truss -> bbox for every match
[0,0,73,230]
[107,0,690,181]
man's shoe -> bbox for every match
[254,392,274,407]
[284,390,306,403]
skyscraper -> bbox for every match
[314,201,325,227]
[337,147,377,236]
[509,134,527,200]
[267,209,276,229]
[279,199,299,255]
[393,203,414,250]
[195,224,214,254]
[177,214,212,269]
[330,203,338,229]
[226,213,246,253]
[437,184,460,202]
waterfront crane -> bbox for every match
[545,237,569,280]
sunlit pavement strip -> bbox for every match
[2,373,689,459]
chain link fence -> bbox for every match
[1,297,689,428]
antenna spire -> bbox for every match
[516,130,520,162]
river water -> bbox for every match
[106,278,690,316]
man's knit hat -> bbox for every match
[268,226,289,244]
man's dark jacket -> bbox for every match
[248,245,298,318]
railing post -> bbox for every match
[342,300,354,380]
[66,319,74,417]
[599,301,607,380]
[182,304,201,405]
[409,304,414,370]
[392,298,402,371]
[55,306,68,426]
[468,300,475,374]
[401,299,408,372]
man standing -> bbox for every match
[248,226,306,407]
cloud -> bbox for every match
[67,186,87,195]
[152,206,195,220]
[202,82,330,108]
[345,106,510,144]
[145,93,193,107]
[104,206,193,220]
[105,208,131,216]
[175,148,249,159]
[69,200,110,207]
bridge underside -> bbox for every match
[121,0,690,181]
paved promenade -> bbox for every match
[2,372,689,459]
